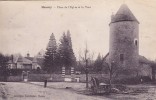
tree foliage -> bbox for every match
[94,54,103,72]
[58,30,76,69]
[0,53,9,68]
[0,53,9,81]
[43,33,58,73]
[43,31,76,73]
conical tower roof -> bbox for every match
[111,4,139,23]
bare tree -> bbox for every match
[84,43,89,88]
[79,42,94,88]
[100,53,119,92]
[105,60,121,92]
[107,62,115,87]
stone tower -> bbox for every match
[109,4,139,70]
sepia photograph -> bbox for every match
[0,0,156,100]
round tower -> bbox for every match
[109,4,139,70]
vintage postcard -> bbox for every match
[0,0,156,100]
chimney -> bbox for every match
[27,53,30,57]
[11,55,13,63]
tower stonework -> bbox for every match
[109,4,139,71]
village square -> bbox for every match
[0,0,156,100]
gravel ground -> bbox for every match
[135,85,156,100]
[1,82,156,100]
[0,82,111,100]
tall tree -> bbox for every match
[66,30,77,66]
[58,31,76,69]
[43,33,57,74]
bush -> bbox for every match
[7,76,22,82]
[28,74,63,82]
[141,76,152,82]
[112,76,141,85]
[112,75,152,85]
[9,69,23,76]
[30,69,47,74]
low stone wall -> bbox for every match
[1,73,148,84]
[28,74,64,82]
[28,74,109,82]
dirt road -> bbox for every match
[0,82,111,100]
[1,82,156,100]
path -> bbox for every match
[0,82,111,100]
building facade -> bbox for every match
[8,53,43,70]
[109,4,139,72]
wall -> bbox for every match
[109,21,139,76]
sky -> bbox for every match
[0,0,156,60]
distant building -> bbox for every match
[8,53,44,70]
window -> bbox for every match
[120,54,124,63]
[134,39,138,46]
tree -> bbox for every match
[105,60,121,92]
[79,43,94,88]
[66,30,77,67]
[43,33,58,74]
[58,31,76,69]
[94,54,103,73]
[0,53,9,81]
[83,44,89,88]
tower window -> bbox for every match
[134,39,138,46]
[120,54,124,64]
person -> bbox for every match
[44,79,47,88]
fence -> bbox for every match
[0,74,109,82]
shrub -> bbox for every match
[7,76,22,82]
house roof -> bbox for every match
[24,56,44,67]
[102,53,155,66]
[25,57,33,61]
[17,55,23,62]
[139,55,155,65]
[22,57,32,64]
[32,57,37,63]
[111,4,139,23]
[25,57,44,66]
[36,58,44,68]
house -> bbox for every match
[8,53,44,70]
